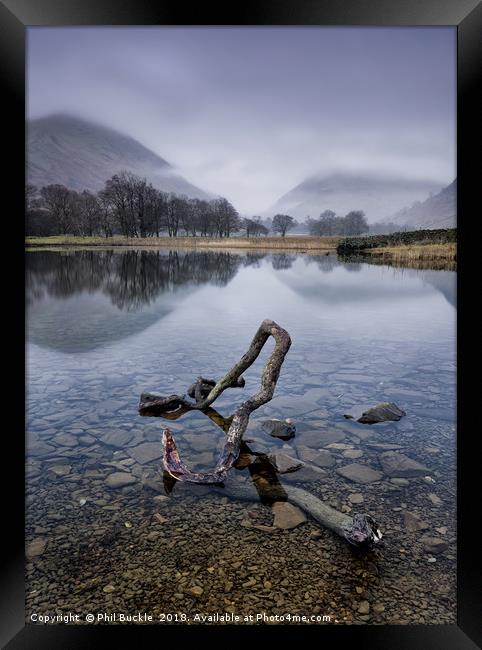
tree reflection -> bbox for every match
[27,250,267,311]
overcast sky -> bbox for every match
[27,27,456,214]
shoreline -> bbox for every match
[25,235,340,251]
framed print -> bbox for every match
[1,0,480,648]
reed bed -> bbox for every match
[26,235,340,250]
[366,242,456,262]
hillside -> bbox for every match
[388,179,456,229]
[27,114,211,199]
[268,172,442,223]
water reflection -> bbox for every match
[26,249,456,352]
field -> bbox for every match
[25,235,340,250]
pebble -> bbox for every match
[358,600,370,614]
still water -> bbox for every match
[26,249,456,625]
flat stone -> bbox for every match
[390,478,410,486]
[282,463,327,483]
[421,536,448,554]
[102,430,135,448]
[296,446,335,468]
[403,511,429,532]
[28,441,55,457]
[268,453,303,474]
[300,430,345,448]
[127,442,163,465]
[366,442,403,451]
[54,433,78,447]
[337,463,383,484]
[105,472,137,488]
[379,451,429,478]
[26,538,47,560]
[49,464,71,476]
[193,451,214,466]
[272,502,307,530]
[343,449,364,459]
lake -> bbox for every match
[26,248,456,625]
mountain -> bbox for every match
[387,179,456,230]
[267,172,443,223]
[27,114,211,199]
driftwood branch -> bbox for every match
[138,319,382,549]
[139,319,291,483]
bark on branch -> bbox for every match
[139,319,291,484]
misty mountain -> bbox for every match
[27,114,211,199]
[387,179,456,230]
[267,172,442,223]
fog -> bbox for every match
[27,27,456,214]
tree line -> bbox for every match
[26,172,294,239]
[26,171,379,238]
[306,209,369,236]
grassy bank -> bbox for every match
[367,242,456,261]
[26,235,339,250]
[336,228,456,255]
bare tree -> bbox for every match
[272,214,297,237]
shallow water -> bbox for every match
[26,249,456,625]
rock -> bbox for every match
[343,449,363,459]
[366,442,403,451]
[421,536,448,554]
[152,513,167,524]
[28,441,55,457]
[193,451,215,466]
[282,463,327,483]
[102,430,135,448]
[268,453,303,474]
[403,511,429,532]
[54,433,78,447]
[390,478,410,486]
[127,442,163,465]
[261,419,296,440]
[300,430,345,448]
[50,464,71,476]
[103,584,115,593]
[146,531,161,542]
[296,446,335,468]
[379,451,429,478]
[348,493,364,504]
[356,402,406,424]
[327,443,354,450]
[272,502,307,529]
[336,463,383,484]
[358,600,370,614]
[26,538,47,560]
[105,472,137,488]
[373,604,385,613]
[189,586,204,597]
[428,493,442,506]
[435,526,448,535]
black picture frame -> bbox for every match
[2,1,480,648]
